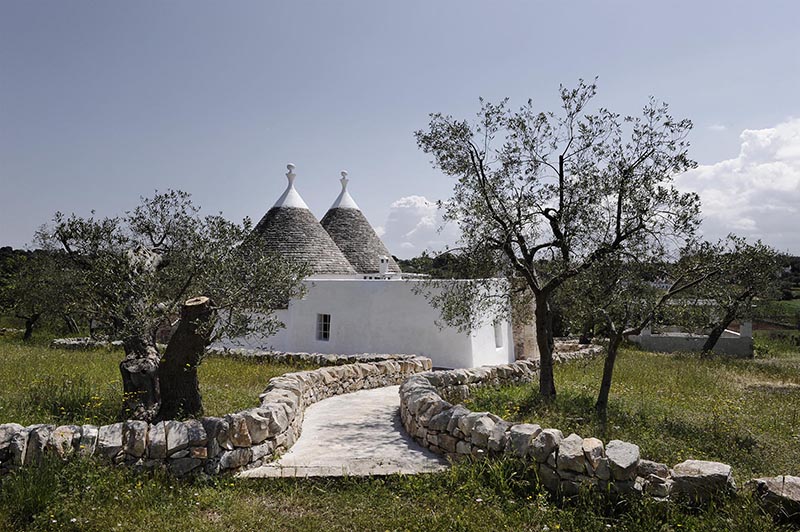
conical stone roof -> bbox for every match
[321,171,402,275]
[253,165,357,276]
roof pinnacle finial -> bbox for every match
[340,170,349,190]
[286,163,296,185]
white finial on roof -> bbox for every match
[273,163,309,209]
[329,169,359,210]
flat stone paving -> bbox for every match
[239,385,449,478]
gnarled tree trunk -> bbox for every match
[157,296,215,420]
[120,336,161,421]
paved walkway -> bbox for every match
[239,385,449,478]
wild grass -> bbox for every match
[0,456,790,531]
[467,342,800,479]
[0,335,315,425]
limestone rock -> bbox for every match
[79,425,98,457]
[123,421,148,458]
[470,416,496,449]
[185,419,207,446]
[10,429,30,466]
[531,428,563,463]
[671,460,735,502]
[169,457,202,476]
[241,410,270,444]
[637,459,669,479]
[225,414,252,448]
[97,423,124,460]
[458,411,488,439]
[582,437,604,470]
[509,424,542,458]
[219,447,252,470]
[557,433,585,474]
[50,425,80,458]
[749,475,800,523]
[605,440,640,481]
[27,425,54,463]
[147,422,167,459]
[165,420,190,455]
[644,474,673,498]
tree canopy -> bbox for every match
[415,80,701,398]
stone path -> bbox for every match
[239,385,449,478]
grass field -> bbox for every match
[0,335,315,425]
[0,455,789,531]
[1,336,798,529]
[467,342,800,480]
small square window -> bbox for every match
[316,313,331,341]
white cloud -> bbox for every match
[380,195,459,258]
[677,118,800,253]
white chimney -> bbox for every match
[379,255,389,276]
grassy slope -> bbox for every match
[0,337,315,425]
[468,345,800,479]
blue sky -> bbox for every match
[2,0,799,255]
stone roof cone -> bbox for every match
[321,171,402,275]
[253,164,357,276]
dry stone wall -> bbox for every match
[399,351,742,503]
[0,350,431,477]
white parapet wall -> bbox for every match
[220,278,514,369]
[629,324,754,358]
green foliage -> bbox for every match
[33,189,308,347]
[467,348,800,479]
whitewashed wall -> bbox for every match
[219,279,514,369]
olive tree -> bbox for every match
[560,242,721,419]
[415,80,700,399]
[35,190,307,421]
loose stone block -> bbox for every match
[509,423,542,458]
[185,419,207,446]
[605,440,640,481]
[26,425,54,463]
[637,459,669,479]
[537,463,560,492]
[148,422,167,459]
[123,420,148,458]
[470,416,496,449]
[165,420,190,455]
[531,429,563,463]
[219,447,253,470]
[582,437,604,470]
[225,414,252,448]
[748,475,800,523]
[97,423,124,460]
[51,425,80,458]
[241,410,270,444]
[644,474,673,498]
[169,457,202,477]
[10,429,30,466]
[671,460,735,502]
[79,425,98,457]
[557,433,586,474]
[458,411,489,439]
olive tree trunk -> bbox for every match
[157,296,215,420]
[120,336,161,421]
[701,303,740,356]
[534,291,557,400]
[595,332,624,421]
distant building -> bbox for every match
[225,164,514,369]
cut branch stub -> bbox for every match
[157,296,216,420]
